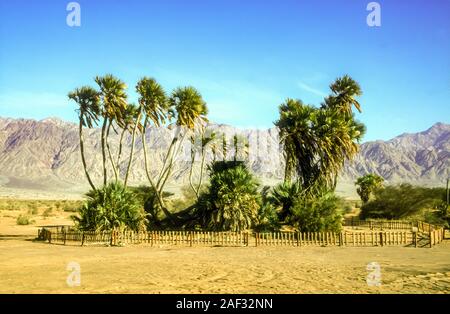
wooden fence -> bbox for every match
[343,218,413,230]
[255,231,414,247]
[38,229,248,247]
[417,222,445,247]
[37,222,445,248]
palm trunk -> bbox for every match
[124,112,141,187]
[141,119,176,223]
[106,120,119,183]
[101,118,108,186]
[79,120,96,191]
[195,147,207,199]
[188,141,197,197]
[157,130,187,193]
[116,128,126,172]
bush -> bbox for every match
[42,208,53,218]
[255,202,280,232]
[62,203,77,212]
[28,207,38,215]
[360,184,446,220]
[290,192,343,232]
[16,214,34,225]
[195,161,260,232]
[269,181,302,222]
[72,182,147,231]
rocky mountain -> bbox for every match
[0,117,448,194]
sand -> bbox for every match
[1,235,450,293]
[1,201,449,294]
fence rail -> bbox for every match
[37,219,446,248]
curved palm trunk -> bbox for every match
[101,118,108,186]
[157,130,188,194]
[116,128,126,171]
[124,112,141,187]
[79,120,96,191]
[141,120,176,224]
[106,120,119,183]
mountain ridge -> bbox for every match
[0,116,449,195]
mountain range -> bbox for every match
[0,117,448,197]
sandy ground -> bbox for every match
[1,222,450,293]
[0,238,450,294]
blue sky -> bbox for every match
[0,0,449,142]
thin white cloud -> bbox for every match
[297,81,327,97]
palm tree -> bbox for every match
[355,174,384,203]
[68,86,101,191]
[155,86,208,201]
[275,98,317,185]
[135,77,173,221]
[196,161,260,232]
[95,74,128,185]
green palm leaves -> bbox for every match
[276,75,366,195]
[68,86,101,128]
[169,86,208,130]
[197,161,260,232]
[95,74,128,127]
[136,77,169,127]
[355,174,384,203]
[326,74,362,115]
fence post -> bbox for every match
[63,229,67,245]
[190,231,193,247]
[429,230,432,248]
[255,233,259,247]
[379,232,383,246]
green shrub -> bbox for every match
[360,184,446,220]
[62,203,77,212]
[195,161,260,232]
[28,207,38,215]
[255,202,280,232]
[72,182,147,231]
[42,208,53,218]
[16,214,34,225]
[269,181,302,222]
[290,192,343,232]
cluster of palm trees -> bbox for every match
[275,75,366,196]
[69,74,208,226]
[69,74,366,233]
